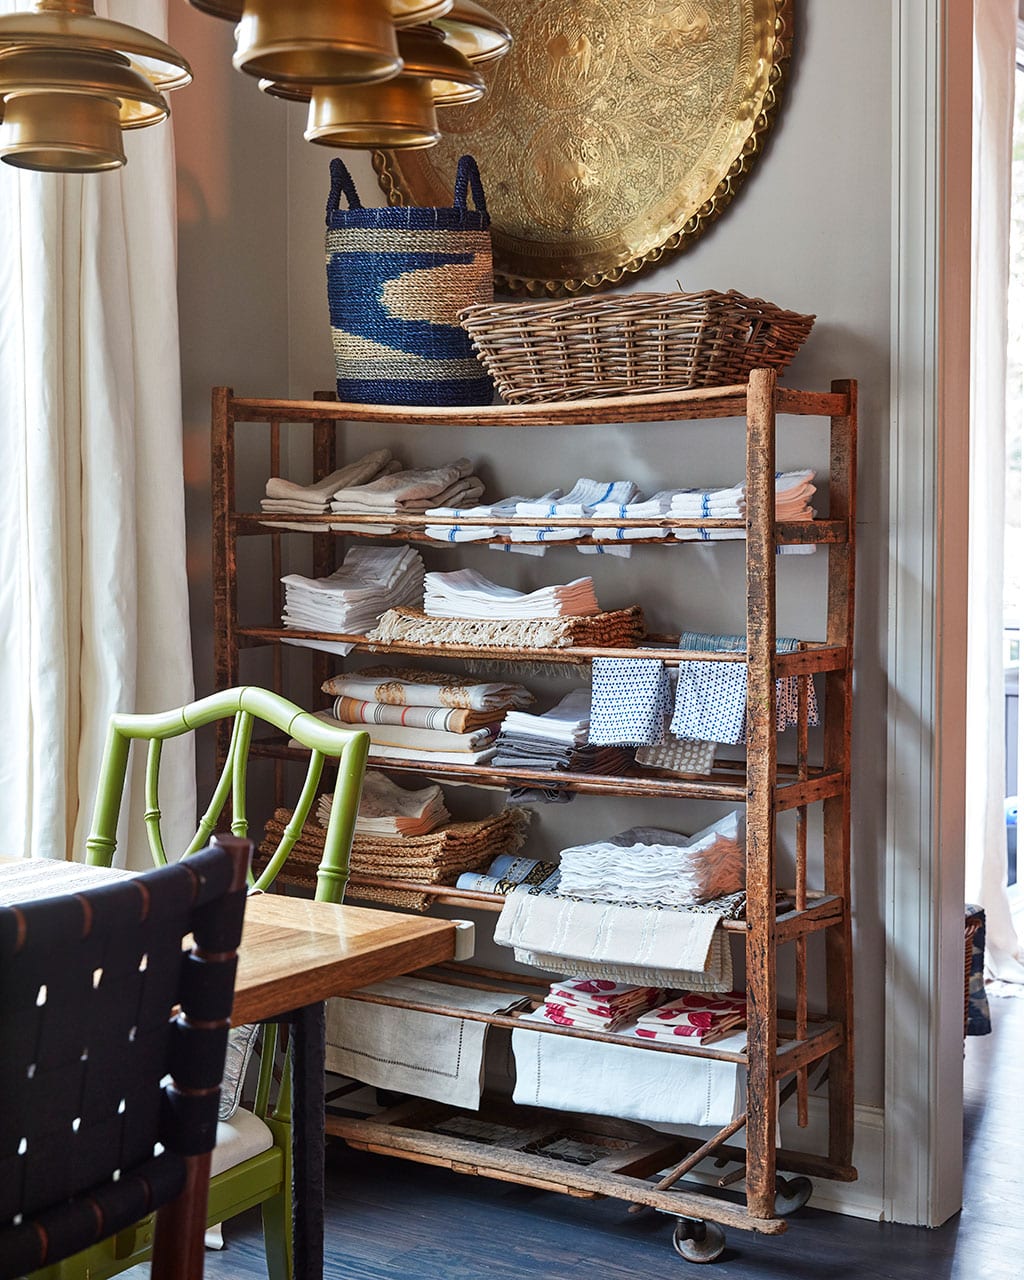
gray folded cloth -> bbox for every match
[331,459,477,512]
[492,736,634,774]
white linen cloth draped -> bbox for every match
[966,0,1024,982]
[0,0,195,866]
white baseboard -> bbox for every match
[779,1097,885,1221]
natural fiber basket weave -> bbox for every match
[458,290,815,403]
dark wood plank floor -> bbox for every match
[201,996,1024,1279]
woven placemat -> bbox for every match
[367,606,646,651]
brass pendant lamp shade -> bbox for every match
[233,0,402,86]
[0,1,190,171]
[432,0,511,65]
[0,47,167,170]
[260,27,485,149]
[306,75,441,150]
[192,0,509,152]
[389,0,453,26]
[187,1,454,30]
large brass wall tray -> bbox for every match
[375,0,793,295]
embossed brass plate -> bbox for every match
[375,0,793,296]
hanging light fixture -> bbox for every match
[189,0,453,22]
[431,0,512,66]
[0,0,191,172]
[189,0,510,151]
[260,26,484,150]
[232,0,403,85]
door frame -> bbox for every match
[884,0,973,1228]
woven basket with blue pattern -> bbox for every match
[325,155,494,407]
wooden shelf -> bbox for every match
[235,512,848,547]
[213,373,859,1235]
[248,735,846,811]
[337,969,843,1074]
[228,384,851,426]
[238,627,849,674]
[325,1098,856,1223]
[343,876,846,942]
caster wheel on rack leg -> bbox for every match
[774,1175,813,1215]
[671,1219,726,1264]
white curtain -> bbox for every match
[966,0,1024,981]
[0,0,195,867]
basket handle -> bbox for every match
[326,157,363,223]
[453,154,487,216]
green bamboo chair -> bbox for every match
[50,686,370,1280]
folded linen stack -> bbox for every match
[330,457,485,531]
[540,978,664,1032]
[556,814,745,908]
[425,480,643,559]
[590,490,680,543]
[501,688,591,746]
[319,664,534,766]
[632,991,747,1044]
[455,853,560,895]
[491,689,636,796]
[424,491,561,544]
[322,665,534,711]
[327,703,498,759]
[494,879,739,992]
[671,470,816,551]
[317,771,449,839]
[423,569,600,620]
[260,448,398,525]
[312,707,499,766]
[508,479,640,550]
[367,605,645,652]
[281,546,424,651]
[257,805,530,911]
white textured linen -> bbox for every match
[501,689,591,744]
[0,0,195,867]
[511,1008,743,1126]
[511,930,733,992]
[281,545,424,635]
[424,569,599,619]
[515,479,640,517]
[494,885,722,973]
[556,813,745,906]
[326,977,510,1109]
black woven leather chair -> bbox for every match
[0,837,251,1280]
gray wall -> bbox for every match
[175,1,892,1108]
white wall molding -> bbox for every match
[784,1101,885,1221]
[884,0,973,1227]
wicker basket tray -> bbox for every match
[458,290,815,404]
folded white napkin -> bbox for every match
[423,569,599,620]
[501,688,591,745]
[515,478,640,518]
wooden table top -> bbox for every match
[0,859,457,1023]
[232,893,456,1021]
